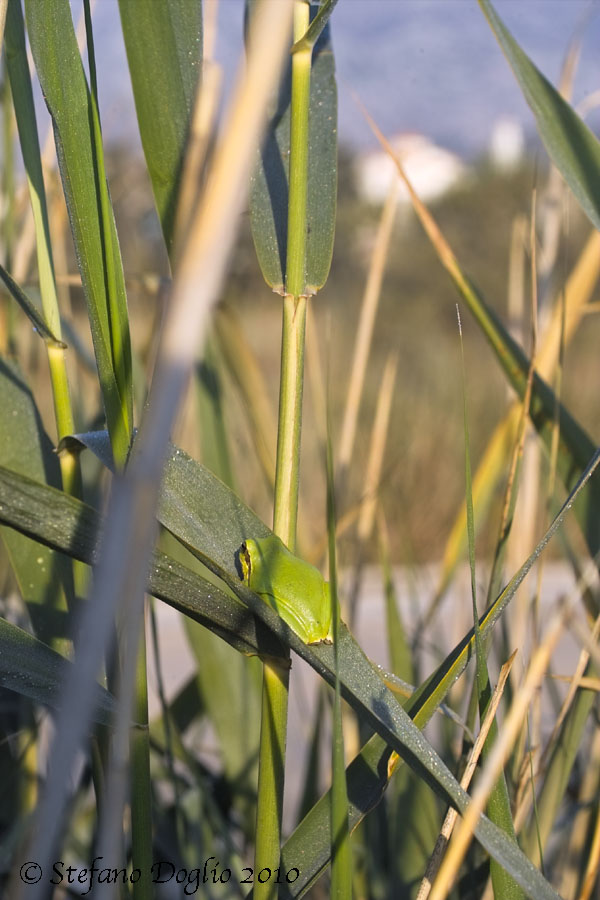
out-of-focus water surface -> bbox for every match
[91,0,600,157]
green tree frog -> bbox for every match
[238,535,333,645]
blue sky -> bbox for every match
[85,0,600,158]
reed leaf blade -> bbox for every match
[118,0,202,256]
[249,5,337,295]
[479,0,600,233]
[0,617,116,726]
[25,0,133,462]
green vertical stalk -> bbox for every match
[254,3,311,897]
[2,66,14,273]
[1,62,15,354]
[283,7,311,301]
[272,295,307,545]
[130,617,152,895]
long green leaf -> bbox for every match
[83,0,132,464]
[249,5,337,294]
[4,0,64,349]
[25,0,133,463]
[118,0,202,256]
[479,0,600,233]
[0,616,116,726]
[1,441,575,900]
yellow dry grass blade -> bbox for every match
[357,353,398,542]
[338,181,397,485]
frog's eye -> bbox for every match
[238,542,252,582]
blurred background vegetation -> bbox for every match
[4,129,597,585]
[1,3,600,896]
[32,142,592,566]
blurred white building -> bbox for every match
[489,116,525,170]
[354,132,468,206]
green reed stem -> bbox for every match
[254,3,311,896]
[130,625,152,897]
[1,61,15,354]
[284,10,311,300]
[273,295,307,547]
[2,64,14,273]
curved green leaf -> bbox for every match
[118,0,202,256]
[0,617,116,727]
[5,0,65,352]
[249,8,337,295]
[0,263,64,349]
[479,0,600,233]
[25,0,133,462]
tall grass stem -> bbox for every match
[255,3,311,895]
[284,1,311,300]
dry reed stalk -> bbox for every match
[337,179,397,483]
[357,353,398,543]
